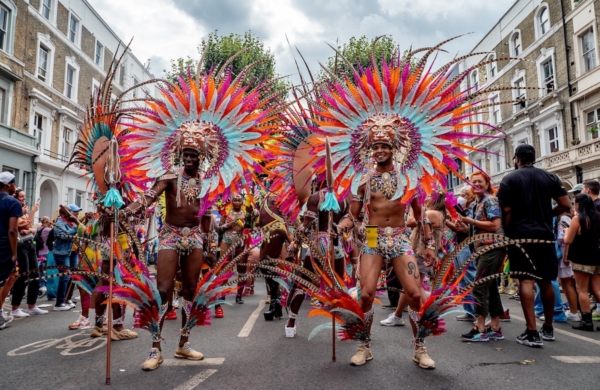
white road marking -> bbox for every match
[162,358,225,366]
[172,369,217,390]
[551,356,600,363]
[511,314,600,347]
[238,300,266,338]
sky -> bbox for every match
[88,0,516,82]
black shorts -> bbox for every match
[0,252,15,286]
[507,243,558,281]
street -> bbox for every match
[2,285,600,390]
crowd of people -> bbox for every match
[379,144,600,346]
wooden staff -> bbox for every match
[328,209,336,362]
[106,210,115,385]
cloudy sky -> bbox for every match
[88,0,515,81]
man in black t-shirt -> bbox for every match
[582,180,600,212]
[0,172,23,330]
[497,145,570,348]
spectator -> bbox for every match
[52,204,81,311]
[452,186,478,321]
[459,172,505,342]
[10,189,47,317]
[582,180,600,212]
[0,172,22,329]
[497,145,571,347]
[564,193,600,331]
[555,210,579,322]
[35,216,54,297]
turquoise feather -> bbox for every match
[319,190,340,213]
[102,188,125,208]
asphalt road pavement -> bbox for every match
[2,285,600,390]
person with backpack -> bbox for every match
[35,216,54,297]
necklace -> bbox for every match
[370,170,397,200]
[178,170,202,204]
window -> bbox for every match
[23,172,32,204]
[547,127,559,152]
[2,166,16,177]
[585,108,600,140]
[62,127,73,159]
[471,70,479,90]
[539,8,549,35]
[65,65,75,99]
[0,5,8,52]
[471,113,481,134]
[488,54,496,78]
[512,33,522,56]
[541,58,555,94]
[42,0,52,20]
[132,76,140,98]
[582,29,597,73]
[119,64,125,85]
[92,79,100,100]
[490,95,501,125]
[513,77,526,111]
[68,14,79,44]
[494,154,502,174]
[0,87,5,124]
[75,191,83,208]
[38,45,49,82]
[95,41,104,66]
[475,158,483,171]
[33,113,44,147]
[446,159,462,191]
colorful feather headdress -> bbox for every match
[65,41,151,203]
[306,36,510,203]
[122,50,286,215]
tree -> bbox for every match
[164,31,287,101]
[319,35,417,80]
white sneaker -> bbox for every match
[380,313,405,326]
[566,312,580,321]
[54,304,72,311]
[285,324,296,338]
[10,308,30,318]
[27,306,49,315]
[67,300,76,308]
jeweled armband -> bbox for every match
[351,195,363,203]
[304,210,318,219]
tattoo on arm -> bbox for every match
[407,261,419,279]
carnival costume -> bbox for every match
[115,49,284,369]
[285,37,545,366]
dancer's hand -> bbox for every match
[423,248,436,267]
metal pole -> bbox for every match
[328,209,336,362]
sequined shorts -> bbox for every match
[363,227,414,262]
[317,232,345,261]
[572,263,600,275]
[222,230,243,249]
[158,223,203,255]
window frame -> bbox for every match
[37,45,49,82]
[487,53,497,79]
[536,5,550,38]
[95,40,104,67]
[581,28,597,74]
[489,94,501,125]
[33,112,44,148]
[584,108,600,141]
[64,56,80,103]
[35,33,55,86]
[470,70,479,91]
[547,126,559,152]
[67,11,81,46]
[132,76,140,98]
[41,0,53,21]
[0,4,8,52]
[61,126,74,161]
[511,71,527,113]
[511,32,522,57]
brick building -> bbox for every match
[0,0,155,220]
[455,0,600,192]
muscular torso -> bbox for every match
[161,178,201,228]
[358,181,406,228]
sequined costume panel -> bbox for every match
[317,232,346,261]
[363,227,414,261]
[222,230,243,249]
[158,223,203,255]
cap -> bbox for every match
[0,172,15,185]
[514,144,535,158]
[67,204,82,212]
[568,184,583,193]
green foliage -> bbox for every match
[164,31,287,100]
[319,35,416,79]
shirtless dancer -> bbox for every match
[340,140,437,369]
[124,141,207,371]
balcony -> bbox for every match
[539,139,600,171]
[43,149,69,164]
[0,123,39,156]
